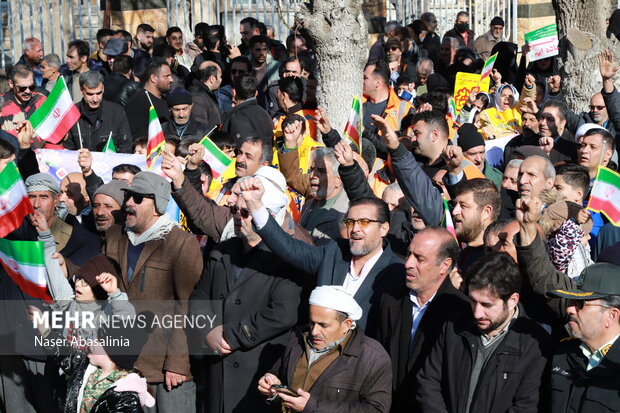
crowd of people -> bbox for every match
[0,8,620,413]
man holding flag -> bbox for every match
[63,71,132,152]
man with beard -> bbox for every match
[161,88,210,141]
[452,178,501,272]
[0,65,46,142]
[244,187,404,333]
[133,23,155,55]
[416,253,550,412]
[92,180,128,235]
[125,58,173,139]
[457,123,502,189]
[103,171,202,412]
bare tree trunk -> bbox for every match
[552,0,616,111]
[298,0,368,131]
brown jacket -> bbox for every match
[270,328,393,412]
[102,224,202,383]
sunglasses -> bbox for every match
[229,205,250,218]
[568,299,612,310]
[342,218,381,229]
[15,84,35,92]
[589,105,605,111]
[124,191,155,204]
[387,46,401,51]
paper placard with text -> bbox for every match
[453,72,491,114]
[525,24,559,62]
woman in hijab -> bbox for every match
[490,42,519,85]
[479,74,537,139]
[607,9,620,41]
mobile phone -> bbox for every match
[271,384,299,397]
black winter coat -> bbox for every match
[221,97,274,141]
[188,79,222,132]
[416,304,552,413]
[90,387,143,413]
[103,73,141,107]
[64,100,133,153]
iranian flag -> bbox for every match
[0,238,51,301]
[146,105,165,170]
[480,52,498,81]
[343,96,362,152]
[102,132,116,153]
[442,197,457,239]
[199,134,233,179]
[0,161,34,238]
[29,76,80,144]
[587,166,620,226]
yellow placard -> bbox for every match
[453,72,491,115]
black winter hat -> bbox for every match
[457,123,485,152]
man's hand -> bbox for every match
[228,44,241,59]
[467,91,477,106]
[77,148,94,176]
[186,143,205,169]
[161,152,185,188]
[519,97,538,114]
[333,140,354,167]
[30,208,49,233]
[371,114,399,150]
[164,371,187,391]
[417,102,433,113]
[16,120,34,149]
[547,75,561,94]
[315,107,332,135]
[205,325,232,356]
[598,50,619,80]
[515,196,542,246]
[524,74,535,88]
[27,305,49,335]
[279,389,311,412]
[283,120,304,149]
[442,145,463,175]
[96,272,118,294]
[538,136,554,154]
[577,208,591,225]
[238,177,265,213]
[257,373,281,396]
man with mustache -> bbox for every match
[92,180,128,234]
[161,88,210,141]
[102,171,202,412]
[416,253,551,412]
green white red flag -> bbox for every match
[29,76,80,144]
[343,96,362,152]
[102,132,116,153]
[0,238,51,301]
[442,197,457,239]
[199,133,233,180]
[0,161,34,238]
[146,105,165,170]
[480,53,498,81]
[587,166,620,226]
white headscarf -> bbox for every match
[575,123,607,142]
[494,84,519,112]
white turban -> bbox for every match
[575,123,607,142]
[253,166,288,224]
[309,286,363,323]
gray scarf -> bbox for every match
[126,214,179,246]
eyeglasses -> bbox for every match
[568,299,613,310]
[387,47,401,51]
[229,205,250,218]
[124,191,155,204]
[15,84,35,92]
[342,218,381,229]
[589,105,605,111]
[73,277,89,287]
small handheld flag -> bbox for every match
[145,104,165,170]
[479,52,498,82]
[343,96,362,153]
[30,76,80,144]
[586,166,620,226]
[102,132,116,153]
[199,131,233,180]
[0,161,34,238]
[0,238,52,301]
[442,197,457,239]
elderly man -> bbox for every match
[474,16,505,60]
[25,172,100,265]
[417,253,551,412]
[17,37,44,87]
[40,53,62,94]
[64,71,132,152]
[161,88,209,141]
[546,264,620,413]
[258,286,392,412]
[92,180,128,233]
[0,65,46,142]
[190,167,307,413]
[517,155,555,198]
[242,174,403,332]
[102,171,202,413]
[375,227,469,412]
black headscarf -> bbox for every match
[490,42,519,85]
[608,9,620,41]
